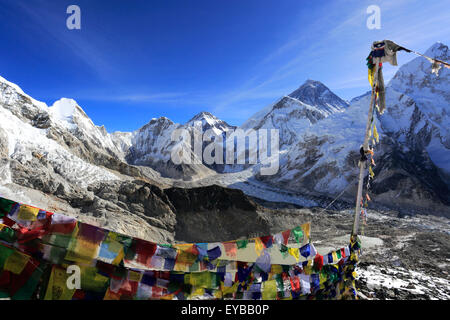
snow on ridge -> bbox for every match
[0,103,119,187]
[48,98,80,130]
[0,74,48,110]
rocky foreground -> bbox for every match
[305,207,450,299]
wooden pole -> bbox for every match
[352,63,378,236]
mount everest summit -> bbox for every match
[0,42,449,246]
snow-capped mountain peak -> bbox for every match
[424,41,448,59]
[240,79,348,148]
[287,80,349,115]
[186,111,235,135]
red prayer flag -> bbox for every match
[290,276,300,292]
[281,230,290,245]
[135,239,157,266]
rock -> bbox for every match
[0,128,8,158]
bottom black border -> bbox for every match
[0,300,446,319]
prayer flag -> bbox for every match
[301,223,310,242]
[292,226,303,244]
[282,230,291,245]
[223,242,237,259]
[262,280,277,300]
[236,239,248,249]
[17,205,40,222]
[3,250,30,275]
[0,198,15,218]
[44,266,76,300]
[300,243,311,258]
[254,238,264,257]
[288,247,300,262]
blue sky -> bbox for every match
[0,0,449,131]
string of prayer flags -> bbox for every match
[0,196,361,300]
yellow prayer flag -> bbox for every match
[288,247,300,262]
[270,264,283,274]
[17,205,39,221]
[191,287,205,297]
[373,124,379,143]
[332,251,338,262]
[262,280,277,300]
[187,272,213,288]
[214,290,223,299]
[65,237,101,263]
[368,68,374,87]
[319,272,327,285]
[4,250,30,274]
[174,243,198,265]
[254,238,264,257]
[44,266,76,300]
[301,223,310,242]
[369,166,375,178]
[303,261,314,274]
[128,270,142,282]
[111,248,125,266]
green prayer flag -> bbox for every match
[275,274,284,291]
[292,227,303,244]
[236,240,248,249]
[0,226,16,243]
[0,198,15,218]
[0,244,14,269]
[12,267,43,300]
[279,244,288,258]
